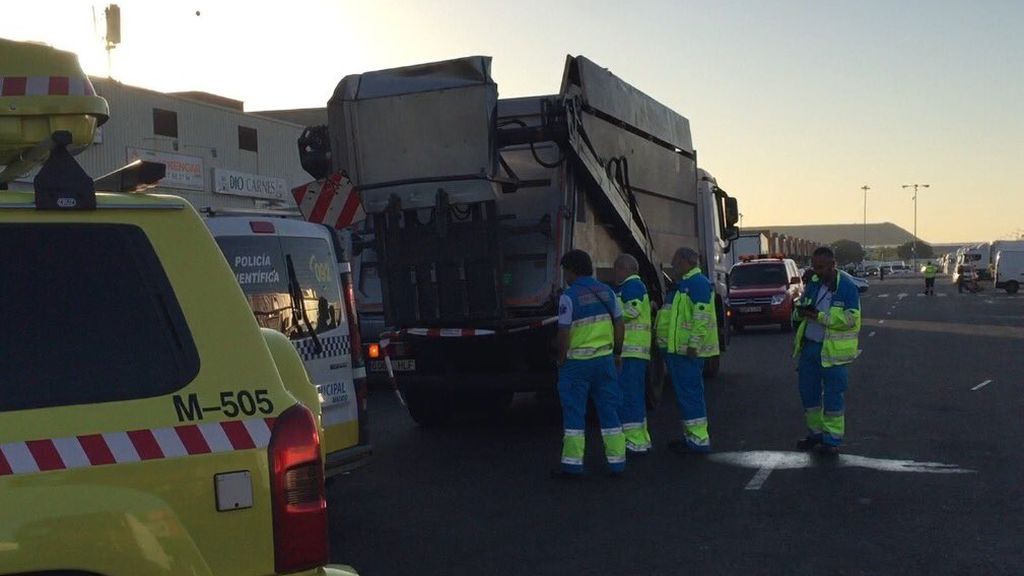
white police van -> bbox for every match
[206,216,370,475]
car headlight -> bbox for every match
[770,294,786,305]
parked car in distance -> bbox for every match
[728,257,803,333]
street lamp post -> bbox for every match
[902,183,930,270]
[861,185,870,253]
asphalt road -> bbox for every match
[328,276,1024,576]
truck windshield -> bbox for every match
[215,235,344,339]
[730,264,788,288]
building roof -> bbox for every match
[250,108,328,127]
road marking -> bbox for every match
[917,293,925,297]
[886,312,892,316]
[971,379,992,391]
[878,320,885,324]
[744,464,774,490]
[710,451,975,491]
[938,293,948,297]
[869,331,876,337]
[877,294,889,298]
[898,293,909,300]
[984,300,993,305]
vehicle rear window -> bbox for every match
[214,235,345,339]
[730,263,789,287]
[0,224,200,412]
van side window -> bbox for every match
[0,224,200,412]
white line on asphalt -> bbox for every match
[878,294,889,298]
[744,465,774,490]
[898,293,909,300]
[886,312,892,316]
[878,320,885,324]
[984,300,993,305]
[971,379,992,391]
[917,293,925,297]
[869,331,876,337]
[938,293,948,297]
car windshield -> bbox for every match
[730,264,789,287]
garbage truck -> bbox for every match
[293,55,739,424]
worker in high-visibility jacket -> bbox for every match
[923,261,938,295]
[792,246,861,455]
[656,247,719,455]
[554,249,627,478]
[613,254,653,454]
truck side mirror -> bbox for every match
[723,197,740,239]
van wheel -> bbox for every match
[1007,281,1019,295]
[703,355,720,379]
[404,388,453,427]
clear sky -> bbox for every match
[3,0,1021,243]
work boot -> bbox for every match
[796,436,822,451]
[815,444,840,457]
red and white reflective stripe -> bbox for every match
[380,317,559,343]
[0,76,97,97]
[0,417,275,477]
[292,172,365,229]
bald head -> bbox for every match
[613,253,639,284]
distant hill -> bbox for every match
[745,223,920,247]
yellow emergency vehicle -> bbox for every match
[0,38,356,576]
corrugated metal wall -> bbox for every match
[62,78,309,210]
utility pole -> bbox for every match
[902,184,930,269]
[861,185,870,250]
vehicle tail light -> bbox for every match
[269,404,328,573]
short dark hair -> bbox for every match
[813,246,835,259]
[560,249,593,276]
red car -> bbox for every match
[727,257,803,332]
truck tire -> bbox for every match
[1007,281,1019,294]
[703,355,720,379]
[404,388,454,427]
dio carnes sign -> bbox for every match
[213,168,288,201]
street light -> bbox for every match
[860,185,870,252]
[902,183,930,269]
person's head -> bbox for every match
[671,247,700,279]
[613,253,639,285]
[811,246,837,284]
[560,249,593,286]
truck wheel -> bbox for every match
[703,355,720,379]
[1007,281,1019,294]
[404,389,454,427]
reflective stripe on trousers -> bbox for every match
[558,356,625,473]
[798,340,848,446]
[665,353,711,452]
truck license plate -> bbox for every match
[369,359,416,372]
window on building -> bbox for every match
[152,108,178,138]
[238,126,258,152]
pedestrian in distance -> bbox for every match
[792,246,861,456]
[656,247,719,456]
[922,261,938,295]
[613,254,653,455]
[553,249,627,479]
